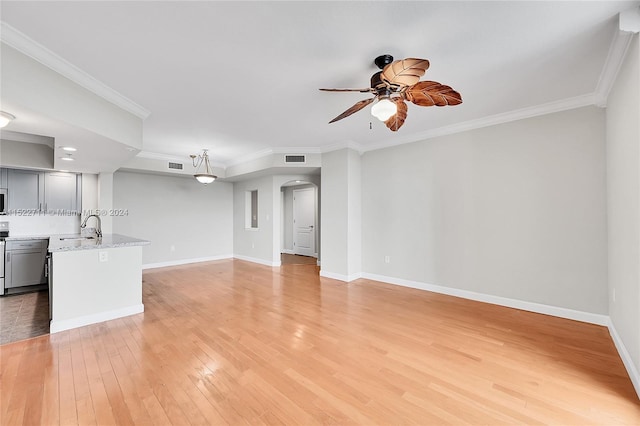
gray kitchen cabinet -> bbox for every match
[5,239,48,290]
[0,168,7,188]
[45,172,80,212]
[4,168,81,213]
[7,169,44,211]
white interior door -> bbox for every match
[293,187,315,257]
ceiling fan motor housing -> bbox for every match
[374,54,394,69]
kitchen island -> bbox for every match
[48,233,150,333]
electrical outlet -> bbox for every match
[384,256,390,264]
[170,245,176,252]
[99,251,108,262]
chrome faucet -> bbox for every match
[81,214,102,237]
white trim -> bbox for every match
[50,303,144,334]
[319,140,366,155]
[607,320,640,399]
[319,270,362,282]
[281,249,295,255]
[594,29,634,107]
[233,254,280,267]
[143,254,233,270]
[361,93,598,154]
[0,22,150,119]
[361,272,609,326]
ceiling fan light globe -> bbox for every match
[195,174,216,184]
[371,98,397,121]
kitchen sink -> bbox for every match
[59,236,95,241]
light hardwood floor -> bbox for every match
[1,259,639,425]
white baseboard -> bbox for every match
[361,272,609,326]
[234,254,280,267]
[50,304,144,334]
[607,320,640,399]
[320,270,362,282]
[143,254,233,270]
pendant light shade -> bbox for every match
[190,149,217,184]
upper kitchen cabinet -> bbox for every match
[45,172,81,212]
[4,168,81,213]
[7,168,44,211]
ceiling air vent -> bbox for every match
[168,162,183,170]
[285,155,306,164]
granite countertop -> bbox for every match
[47,233,150,252]
[5,234,51,241]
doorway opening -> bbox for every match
[280,180,319,266]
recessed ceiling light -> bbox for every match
[61,146,77,152]
[60,157,74,162]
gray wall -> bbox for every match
[234,174,319,265]
[607,35,640,376]
[233,175,275,264]
[112,171,233,265]
[361,106,608,314]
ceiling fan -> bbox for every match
[320,54,462,131]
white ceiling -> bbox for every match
[1,1,638,169]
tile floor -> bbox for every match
[0,290,49,345]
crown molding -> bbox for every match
[319,139,366,155]
[0,21,151,120]
[360,93,598,154]
[594,29,634,107]
[138,92,599,174]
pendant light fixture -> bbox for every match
[190,149,217,184]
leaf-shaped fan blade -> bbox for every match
[319,88,374,93]
[381,58,430,87]
[384,98,408,131]
[404,81,463,107]
[328,98,375,123]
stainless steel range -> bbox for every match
[0,221,8,295]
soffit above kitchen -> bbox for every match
[0,1,638,172]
